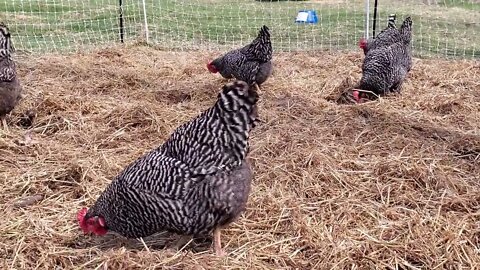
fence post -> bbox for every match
[119,0,125,43]
[364,0,370,39]
[372,0,378,38]
[141,0,149,43]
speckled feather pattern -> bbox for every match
[211,25,273,85]
[359,17,413,96]
[364,16,399,54]
[85,81,258,238]
[0,23,21,117]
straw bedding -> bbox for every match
[1,46,479,269]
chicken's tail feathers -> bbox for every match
[244,25,272,62]
[217,80,259,130]
[258,24,272,45]
[401,16,412,29]
[0,22,15,54]
[400,16,413,43]
[200,81,259,172]
[387,14,396,28]
[258,25,271,38]
[218,80,259,111]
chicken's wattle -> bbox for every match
[77,207,88,233]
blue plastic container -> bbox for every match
[295,10,318,24]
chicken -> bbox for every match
[78,81,259,256]
[0,22,22,130]
[353,17,413,103]
[207,25,273,90]
[359,14,398,55]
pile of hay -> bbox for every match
[1,46,479,269]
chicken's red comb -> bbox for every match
[77,207,88,232]
[206,62,218,73]
[358,38,367,48]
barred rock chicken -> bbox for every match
[0,22,22,130]
[359,14,398,55]
[78,81,259,256]
[353,17,413,103]
[207,25,272,90]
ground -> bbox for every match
[1,46,479,269]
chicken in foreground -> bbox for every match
[78,81,259,256]
[354,16,413,103]
[0,22,22,130]
[207,26,273,91]
[359,14,398,55]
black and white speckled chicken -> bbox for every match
[353,17,413,103]
[359,14,399,55]
[207,26,273,90]
[0,22,22,130]
[78,81,259,256]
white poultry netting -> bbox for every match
[1,0,479,58]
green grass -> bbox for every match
[1,0,479,58]
[439,0,480,11]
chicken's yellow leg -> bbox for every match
[213,228,226,257]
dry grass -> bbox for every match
[1,45,480,269]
